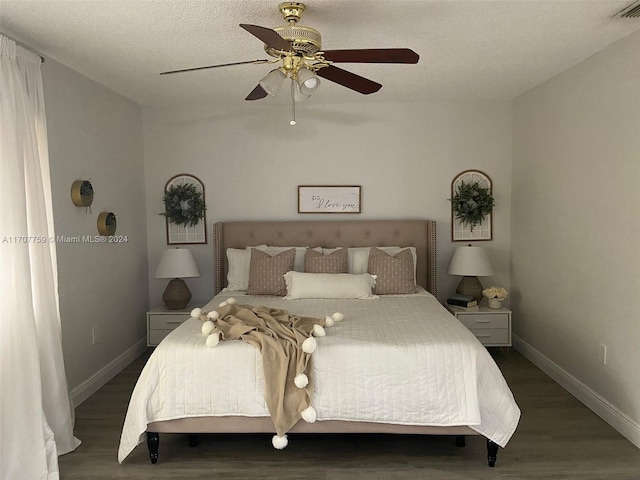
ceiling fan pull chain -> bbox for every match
[290,79,296,126]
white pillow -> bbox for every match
[226,244,268,290]
[252,245,309,272]
[284,272,378,299]
[226,248,251,290]
[348,247,373,274]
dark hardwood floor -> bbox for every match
[59,349,640,479]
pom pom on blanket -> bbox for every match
[201,320,215,335]
[226,297,236,305]
[294,373,309,388]
[272,434,288,450]
[218,301,228,307]
[312,324,326,337]
[302,336,317,354]
[207,310,220,321]
[332,312,344,322]
[205,332,220,348]
[301,405,317,423]
[324,315,335,328]
[190,308,202,318]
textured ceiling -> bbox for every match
[1,0,639,107]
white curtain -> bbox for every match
[0,35,80,479]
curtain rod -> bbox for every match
[0,32,45,63]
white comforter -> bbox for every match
[118,290,520,463]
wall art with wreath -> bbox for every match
[450,170,494,241]
[161,174,207,244]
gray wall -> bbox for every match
[142,100,513,306]
[43,58,149,403]
[512,30,640,447]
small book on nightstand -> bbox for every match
[446,294,478,308]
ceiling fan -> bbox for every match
[160,2,419,124]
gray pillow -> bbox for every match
[367,246,417,295]
[247,248,295,296]
[304,248,348,273]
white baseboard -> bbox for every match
[513,334,640,449]
[70,338,147,407]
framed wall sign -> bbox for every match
[298,185,361,214]
[451,170,493,241]
[163,174,207,245]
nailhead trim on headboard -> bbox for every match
[213,220,437,297]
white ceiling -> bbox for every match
[1,0,639,107]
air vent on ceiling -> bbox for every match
[615,0,640,18]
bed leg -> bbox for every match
[188,434,199,447]
[455,435,466,447]
[487,439,499,467]
[147,432,159,464]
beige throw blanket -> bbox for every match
[212,303,326,443]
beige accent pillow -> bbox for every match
[247,248,295,296]
[251,245,308,272]
[367,247,417,295]
[304,248,348,273]
[324,247,416,280]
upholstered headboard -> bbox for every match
[213,220,437,296]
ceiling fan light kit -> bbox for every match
[259,68,287,96]
[296,67,320,95]
[161,2,419,124]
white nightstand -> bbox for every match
[446,304,512,347]
[147,305,193,346]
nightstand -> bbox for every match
[446,304,512,347]
[147,305,193,346]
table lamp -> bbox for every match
[155,248,200,310]
[447,244,493,302]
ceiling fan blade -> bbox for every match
[245,84,268,101]
[160,59,269,75]
[315,65,382,95]
[322,48,419,64]
[240,24,293,52]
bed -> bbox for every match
[118,219,520,467]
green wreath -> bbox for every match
[450,180,494,228]
[160,183,206,227]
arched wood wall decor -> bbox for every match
[164,174,207,245]
[451,170,493,241]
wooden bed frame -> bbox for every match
[145,219,500,467]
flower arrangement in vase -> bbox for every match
[482,286,508,309]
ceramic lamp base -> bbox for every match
[456,276,484,303]
[162,278,192,310]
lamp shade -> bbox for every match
[447,245,493,277]
[297,67,320,96]
[447,245,493,302]
[155,248,200,279]
[259,69,286,97]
